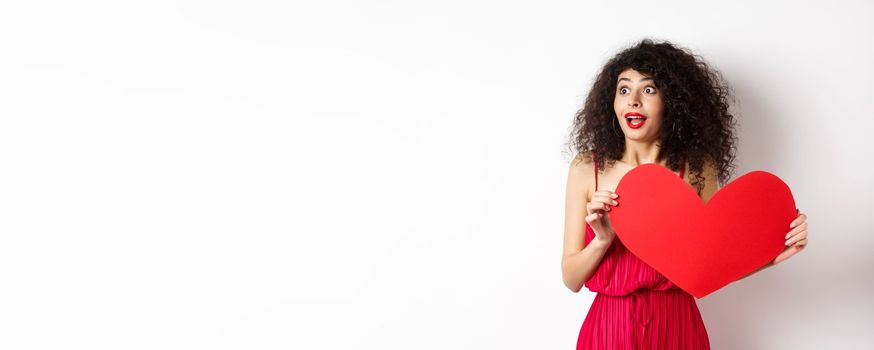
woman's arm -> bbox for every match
[561,155,613,293]
[562,235,613,293]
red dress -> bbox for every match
[577,154,710,349]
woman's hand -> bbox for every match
[585,190,619,245]
[773,209,808,265]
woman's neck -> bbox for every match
[621,139,664,166]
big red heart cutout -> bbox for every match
[610,164,796,298]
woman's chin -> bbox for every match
[623,130,659,142]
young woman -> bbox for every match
[561,39,810,349]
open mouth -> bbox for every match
[625,116,647,129]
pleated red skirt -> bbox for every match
[576,224,710,349]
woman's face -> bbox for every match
[613,68,664,142]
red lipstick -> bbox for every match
[624,112,647,129]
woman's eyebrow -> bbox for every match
[618,77,654,83]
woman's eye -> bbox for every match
[619,86,655,94]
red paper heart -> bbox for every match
[610,164,796,298]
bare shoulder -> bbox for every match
[570,151,595,170]
[567,151,595,202]
[699,157,720,204]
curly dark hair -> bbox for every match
[565,38,739,196]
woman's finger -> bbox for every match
[787,230,807,246]
[596,190,619,199]
[787,227,807,244]
[790,213,807,228]
[789,233,808,247]
[585,200,602,215]
[793,238,808,247]
[585,212,600,224]
[592,193,619,206]
[586,201,612,213]
[785,222,808,239]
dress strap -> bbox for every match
[593,152,598,192]
[680,159,685,179]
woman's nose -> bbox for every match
[627,93,641,107]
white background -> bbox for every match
[1,1,872,349]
